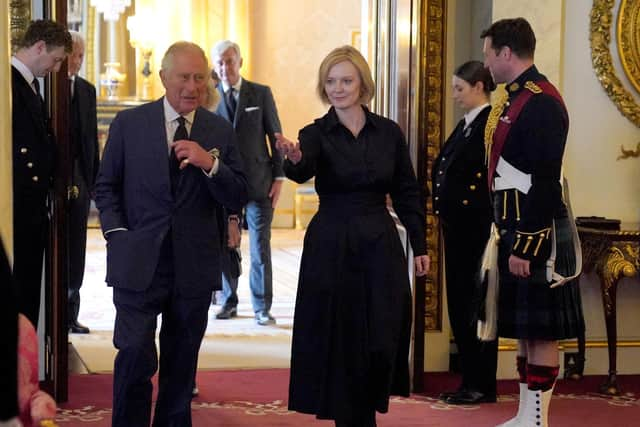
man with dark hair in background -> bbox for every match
[11,20,72,328]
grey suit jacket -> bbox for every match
[95,98,248,296]
[216,79,283,201]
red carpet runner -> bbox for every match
[58,369,639,426]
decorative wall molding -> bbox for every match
[590,0,640,128]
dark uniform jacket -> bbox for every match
[492,65,569,265]
[432,106,492,229]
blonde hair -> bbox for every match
[316,45,375,105]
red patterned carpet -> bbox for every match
[58,370,640,426]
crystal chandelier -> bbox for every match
[90,0,132,22]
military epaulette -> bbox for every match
[524,81,542,94]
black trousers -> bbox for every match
[443,223,497,395]
[13,198,48,328]
[68,165,91,325]
[111,238,211,427]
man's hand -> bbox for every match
[275,132,302,164]
[227,220,241,248]
[171,140,215,171]
[415,254,430,277]
[509,254,530,278]
[269,180,283,208]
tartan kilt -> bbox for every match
[497,216,585,340]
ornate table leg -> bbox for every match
[597,247,637,395]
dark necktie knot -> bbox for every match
[174,116,188,141]
[32,78,40,94]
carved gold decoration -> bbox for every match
[87,5,97,86]
[419,0,445,331]
[617,142,640,159]
[590,0,640,128]
[618,0,640,93]
[9,0,31,52]
[600,246,638,316]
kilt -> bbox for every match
[497,216,585,340]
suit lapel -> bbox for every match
[234,80,254,128]
[215,85,232,122]
[146,99,172,198]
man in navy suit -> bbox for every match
[67,31,99,334]
[95,41,248,427]
[11,20,72,328]
[212,40,283,326]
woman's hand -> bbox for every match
[415,254,430,277]
[275,132,302,164]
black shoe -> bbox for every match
[215,306,237,319]
[438,386,467,401]
[255,310,276,326]
[444,390,496,405]
[69,321,90,334]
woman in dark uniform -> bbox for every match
[432,60,498,405]
[276,45,429,427]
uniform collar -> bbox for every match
[506,65,541,97]
[464,103,490,128]
[11,56,35,87]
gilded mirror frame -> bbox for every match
[590,0,640,128]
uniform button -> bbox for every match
[442,157,446,161]
[436,183,440,187]
[435,196,439,201]
[462,200,469,205]
[476,172,482,178]
[469,185,476,190]
[438,170,443,175]
[27,162,33,168]
[32,176,39,182]
[20,148,28,154]
[435,210,439,215]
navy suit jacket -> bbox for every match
[95,98,248,296]
[216,79,283,201]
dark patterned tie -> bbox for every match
[226,88,237,118]
[170,116,188,195]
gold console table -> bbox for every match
[578,225,640,395]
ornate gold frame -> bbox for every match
[617,0,640,94]
[418,0,445,331]
[590,0,640,128]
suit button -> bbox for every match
[21,147,28,154]
[32,176,39,182]
[462,199,469,205]
[27,162,34,168]
[469,185,476,190]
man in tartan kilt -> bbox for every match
[480,18,584,427]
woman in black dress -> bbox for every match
[431,60,497,405]
[276,45,429,427]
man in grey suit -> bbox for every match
[212,40,284,326]
[95,41,247,426]
[67,31,99,334]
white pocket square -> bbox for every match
[245,106,260,112]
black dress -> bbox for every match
[432,106,497,396]
[285,107,426,422]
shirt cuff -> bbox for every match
[202,157,220,177]
[104,227,128,238]
[274,176,285,181]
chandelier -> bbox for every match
[90,0,131,22]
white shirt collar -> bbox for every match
[464,103,490,129]
[221,77,243,94]
[11,56,35,87]
[163,96,196,125]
